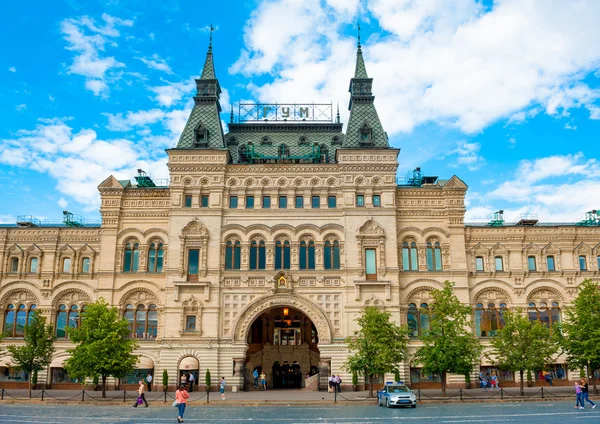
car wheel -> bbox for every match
[386,398,391,408]
[411,404,416,408]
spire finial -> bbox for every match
[357,22,361,48]
[336,102,340,124]
[230,103,234,124]
[209,23,215,51]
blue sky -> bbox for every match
[1,0,600,224]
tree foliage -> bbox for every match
[64,298,138,398]
[413,281,482,395]
[488,309,558,395]
[344,306,410,397]
[557,279,600,393]
[6,311,55,398]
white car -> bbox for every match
[377,382,417,408]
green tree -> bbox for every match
[488,309,558,396]
[344,306,410,397]
[6,310,55,398]
[65,299,138,398]
[412,281,482,395]
[557,279,600,394]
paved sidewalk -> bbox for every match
[0,385,591,405]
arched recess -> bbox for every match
[0,287,40,308]
[472,286,513,305]
[118,287,160,308]
[232,294,333,344]
[52,288,93,309]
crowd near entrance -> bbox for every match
[244,306,320,390]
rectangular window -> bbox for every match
[29,258,38,273]
[81,258,91,273]
[528,256,536,271]
[187,249,200,280]
[547,256,555,271]
[63,258,71,273]
[10,257,18,273]
[356,195,365,207]
[579,255,587,271]
[373,195,381,207]
[262,196,271,209]
[495,256,504,271]
[328,196,336,208]
[475,256,484,271]
[185,316,196,332]
[295,196,303,209]
[201,195,209,208]
[278,196,287,209]
[230,196,238,209]
[184,195,192,208]
[365,248,377,281]
[246,196,255,209]
[597,256,600,271]
[311,196,320,208]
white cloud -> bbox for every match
[589,105,600,120]
[60,13,133,97]
[15,104,26,112]
[9,67,16,73]
[58,198,68,208]
[447,140,483,171]
[48,95,55,102]
[140,54,173,74]
[149,79,193,107]
[232,0,600,136]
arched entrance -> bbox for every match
[245,306,320,389]
[232,293,333,390]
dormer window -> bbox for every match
[227,137,238,146]
[359,122,372,145]
[331,136,342,145]
[299,136,309,145]
[194,123,208,147]
[261,136,272,145]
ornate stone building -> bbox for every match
[1,38,599,390]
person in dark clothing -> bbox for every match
[580,378,596,409]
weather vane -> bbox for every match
[209,23,215,48]
[357,22,361,48]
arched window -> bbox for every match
[579,255,587,271]
[194,123,208,146]
[359,122,372,144]
[402,241,418,271]
[299,136,308,145]
[275,240,291,270]
[147,241,164,273]
[4,304,37,338]
[250,240,266,270]
[81,257,91,273]
[407,303,430,337]
[324,241,341,270]
[62,258,72,273]
[225,240,241,270]
[123,242,140,273]
[299,240,316,270]
[474,303,507,337]
[128,304,158,339]
[426,241,442,271]
[528,301,561,332]
[124,304,135,338]
[29,257,38,273]
[278,144,289,157]
[56,304,68,338]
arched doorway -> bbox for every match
[245,306,320,389]
[178,356,199,392]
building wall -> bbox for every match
[1,149,599,389]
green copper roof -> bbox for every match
[344,102,388,148]
[354,46,368,78]
[177,102,224,148]
[201,47,216,79]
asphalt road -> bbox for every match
[0,401,598,423]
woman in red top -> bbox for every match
[175,384,190,423]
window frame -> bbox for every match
[246,195,255,209]
[365,248,377,281]
[527,256,537,271]
[295,196,304,209]
[278,196,287,209]
[29,257,38,273]
[10,257,19,273]
[262,196,271,209]
[187,248,200,281]
[356,194,365,207]
[327,196,336,208]
[123,242,140,273]
[579,255,587,271]
[546,255,555,272]
[229,196,238,209]
[372,195,381,207]
[4,303,37,338]
[475,256,485,272]
[494,256,504,272]
[200,195,209,208]
[184,195,192,208]
[311,196,320,209]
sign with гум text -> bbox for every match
[238,103,332,122]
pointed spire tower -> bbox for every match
[344,25,388,148]
[176,25,225,149]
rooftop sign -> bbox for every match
[238,103,333,123]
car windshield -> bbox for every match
[388,385,410,393]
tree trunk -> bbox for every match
[102,374,107,399]
[28,372,32,398]
[587,364,598,395]
[441,371,447,396]
[369,374,374,398]
[519,370,524,397]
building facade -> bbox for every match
[1,39,600,390]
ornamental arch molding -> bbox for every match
[52,288,93,309]
[232,294,333,344]
[526,284,566,304]
[472,287,513,305]
[118,287,160,308]
[0,287,40,308]
[469,279,515,300]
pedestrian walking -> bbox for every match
[146,373,153,392]
[575,381,584,409]
[260,371,267,390]
[188,372,195,393]
[220,377,226,400]
[490,373,498,390]
[133,380,149,408]
[253,369,259,388]
[335,375,342,393]
[328,375,335,392]
[580,378,596,409]
[175,384,190,423]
